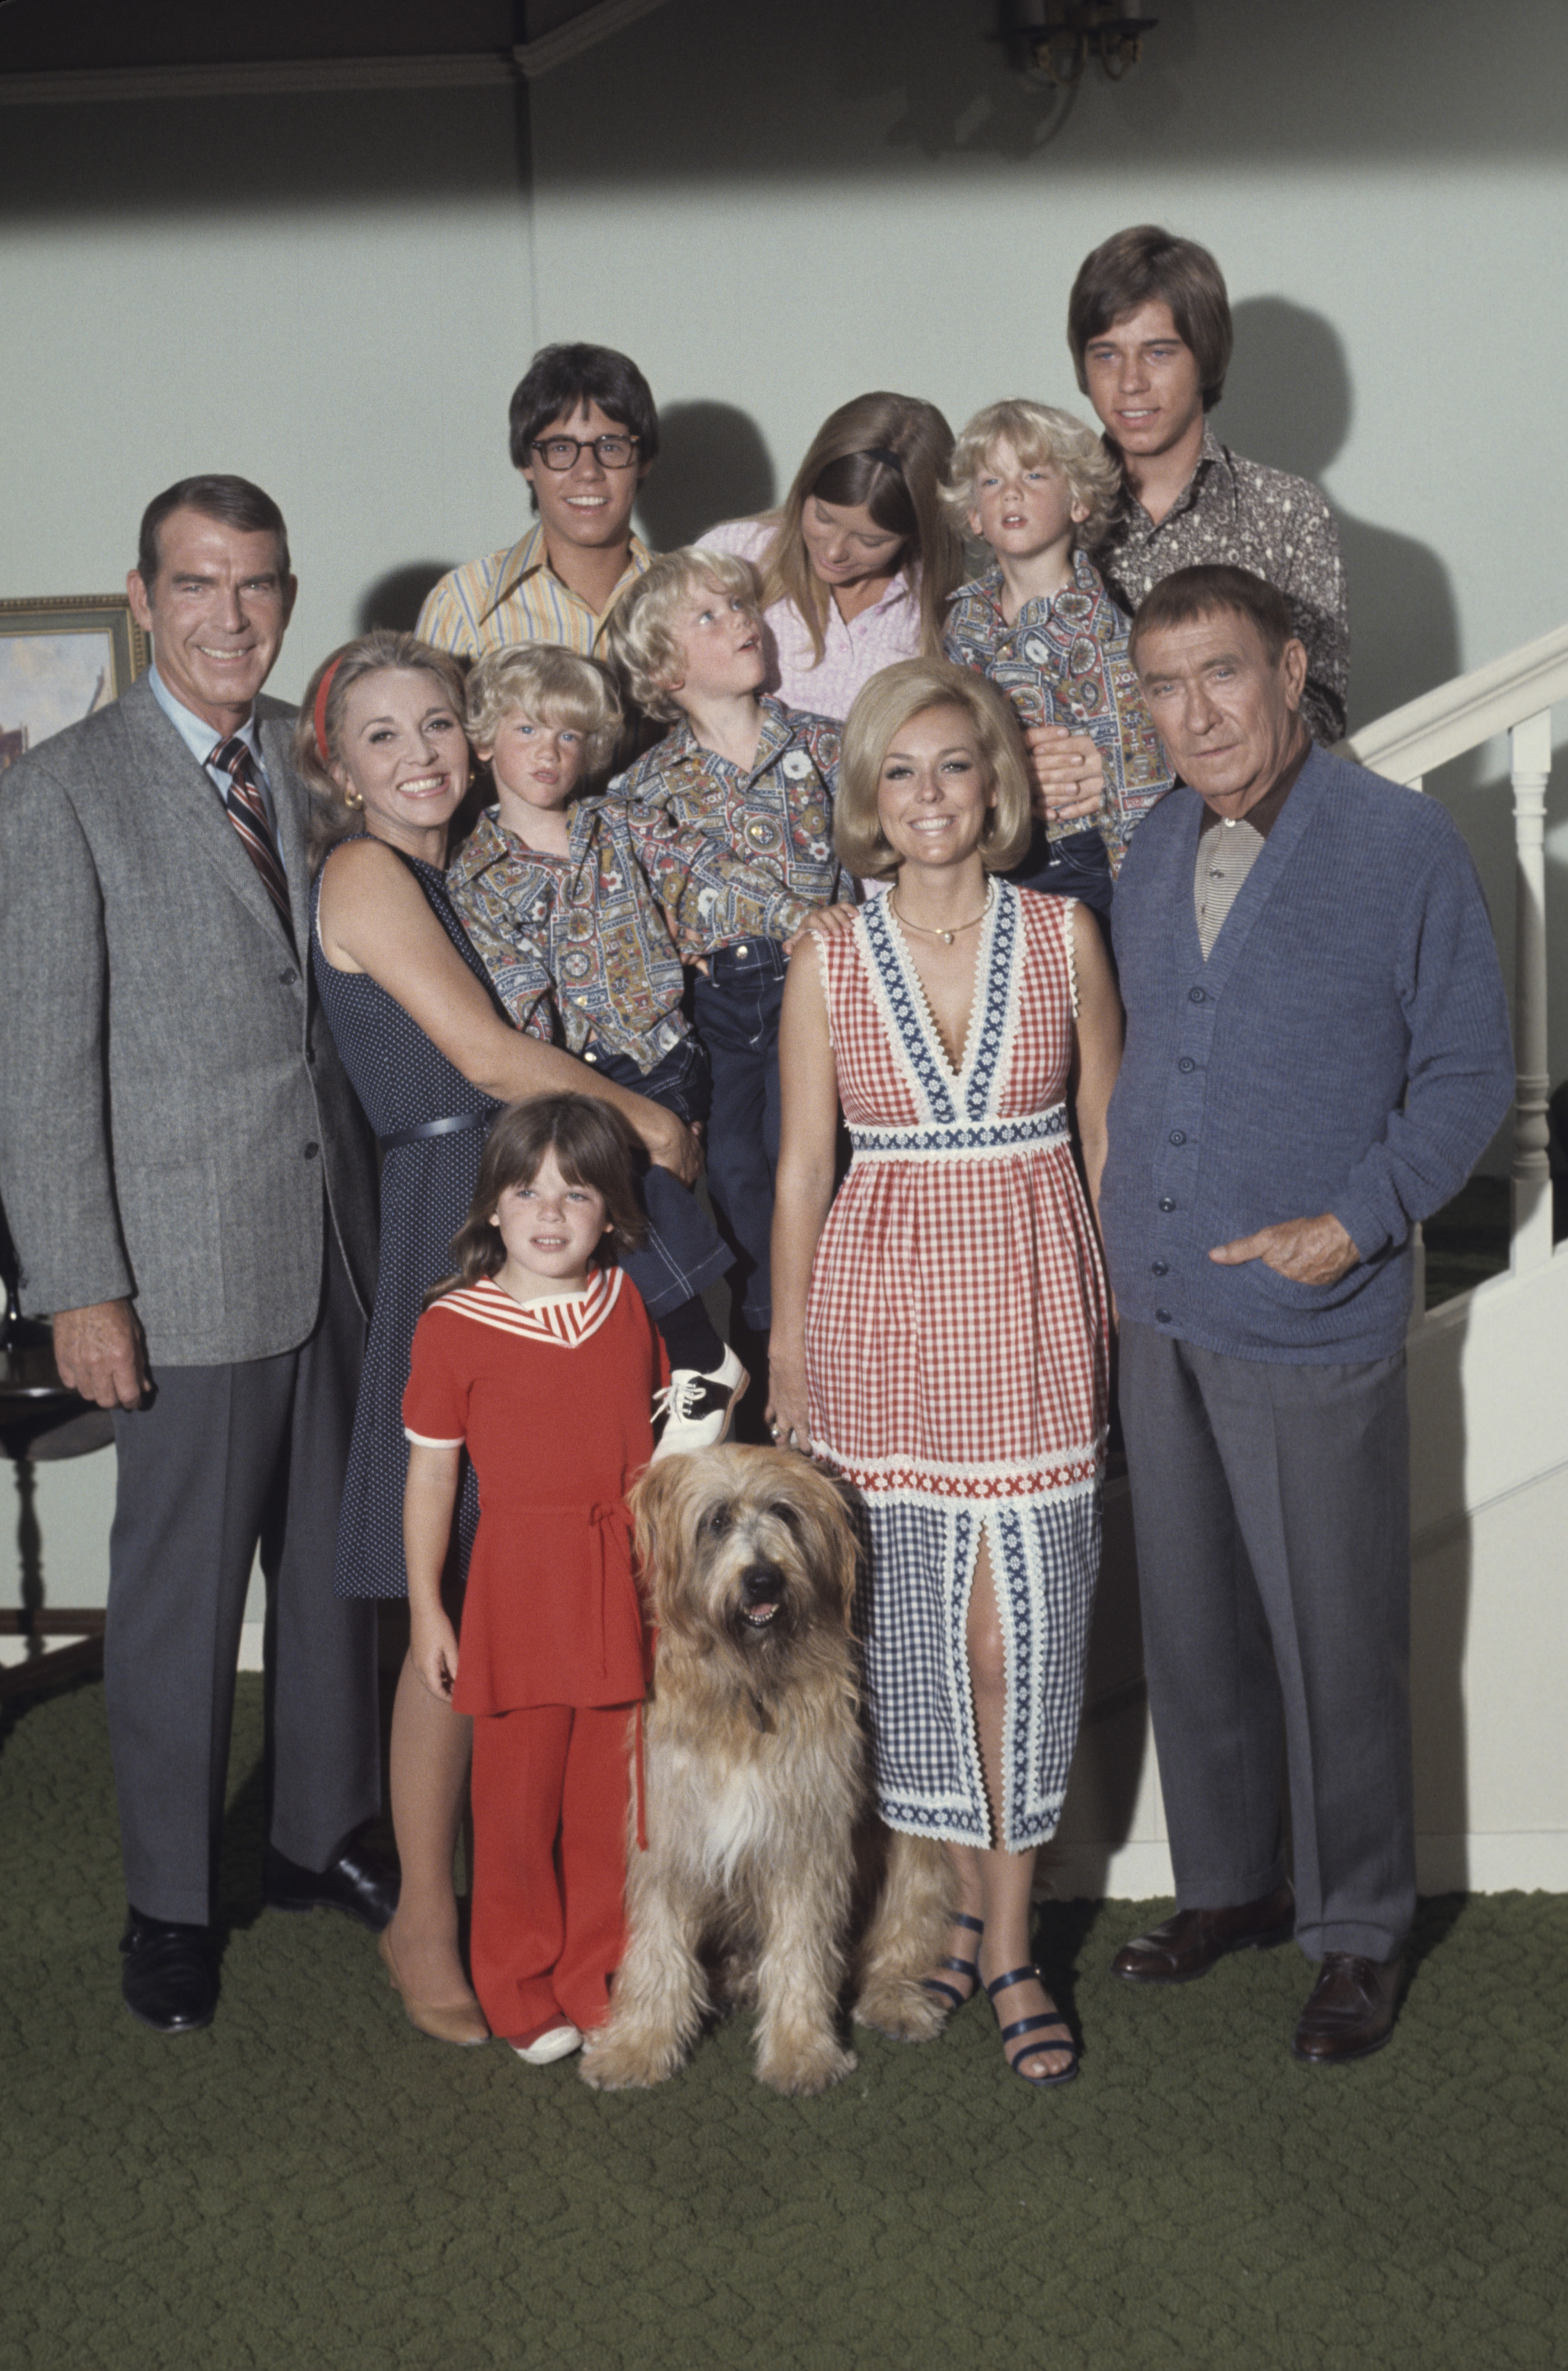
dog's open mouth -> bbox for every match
[738,1566,785,1633]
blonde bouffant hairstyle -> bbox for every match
[600,546,760,725]
[834,658,1033,884]
[293,630,468,869]
[465,644,623,778]
[941,401,1122,550]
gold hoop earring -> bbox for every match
[344,787,364,809]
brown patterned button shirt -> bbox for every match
[1098,423,1348,746]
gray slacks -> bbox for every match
[106,1230,379,1925]
[1118,1321,1415,1961]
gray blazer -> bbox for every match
[0,672,378,1365]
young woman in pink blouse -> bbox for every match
[700,392,963,725]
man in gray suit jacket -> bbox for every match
[0,476,394,2031]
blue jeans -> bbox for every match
[1005,823,1114,918]
[691,938,788,1329]
[579,1034,731,1319]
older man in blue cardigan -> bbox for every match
[1101,565,1513,2063]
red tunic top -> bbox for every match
[402,1267,667,1715]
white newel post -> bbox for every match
[1509,708,1553,1273]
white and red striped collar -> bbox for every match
[430,1266,624,1349]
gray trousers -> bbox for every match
[1118,1322,1415,1962]
[106,1231,379,1925]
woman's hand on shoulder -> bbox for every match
[785,901,859,954]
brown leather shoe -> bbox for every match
[1291,1951,1403,2063]
[1111,1881,1295,1983]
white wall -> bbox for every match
[0,85,536,699]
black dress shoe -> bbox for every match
[1111,1881,1296,1983]
[263,1839,400,1931]
[120,1910,217,2033]
[1292,1951,1403,2063]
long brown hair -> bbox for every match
[424,1095,648,1307]
[751,393,962,670]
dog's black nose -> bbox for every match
[741,1564,785,1606]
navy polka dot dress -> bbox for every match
[312,845,499,1599]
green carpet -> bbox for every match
[3,1677,1564,2371]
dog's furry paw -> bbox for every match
[755,2036,858,2096]
[852,1975,948,2045]
[578,2028,688,2091]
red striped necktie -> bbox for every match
[209,735,295,945]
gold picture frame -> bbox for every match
[0,594,151,772]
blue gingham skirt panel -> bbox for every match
[854,1488,1100,1852]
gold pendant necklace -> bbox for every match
[889,881,994,946]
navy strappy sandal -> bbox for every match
[921,1911,985,2018]
[985,1963,1079,2087]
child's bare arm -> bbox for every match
[403,1441,463,1701]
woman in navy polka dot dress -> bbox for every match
[298,630,699,2043]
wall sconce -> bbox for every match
[1008,2,1158,85]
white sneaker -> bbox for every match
[652,1346,750,1461]
[508,2022,583,2065]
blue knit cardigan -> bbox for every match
[1102,744,1515,1363]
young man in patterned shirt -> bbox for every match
[602,549,848,1371]
[943,398,1174,913]
[1068,225,1349,747]
[416,344,658,662]
[443,644,748,1454]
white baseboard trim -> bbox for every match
[1041,1830,1568,1901]
[13,1628,1566,1894]
[0,1631,91,1667]
[1415,1831,1568,1892]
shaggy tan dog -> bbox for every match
[579,1446,950,2096]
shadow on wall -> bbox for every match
[356,566,454,637]
[1222,298,1460,730]
[637,402,777,551]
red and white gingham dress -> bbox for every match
[806,881,1110,1849]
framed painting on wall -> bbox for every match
[0,595,150,773]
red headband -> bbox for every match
[313,657,344,768]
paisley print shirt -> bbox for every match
[444,800,691,1071]
[611,695,843,957]
[944,550,1173,874]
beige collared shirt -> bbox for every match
[415,523,652,660]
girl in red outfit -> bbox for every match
[402,1095,667,2063]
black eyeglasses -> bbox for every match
[529,434,641,472]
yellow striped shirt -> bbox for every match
[415,523,653,660]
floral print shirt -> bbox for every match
[445,800,690,1072]
[611,695,843,958]
[944,550,1173,874]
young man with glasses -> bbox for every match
[418,344,658,661]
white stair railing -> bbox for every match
[1340,620,1568,1292]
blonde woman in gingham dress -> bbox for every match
[769,659,1121,2087]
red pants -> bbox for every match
[468,1701,635,2041]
